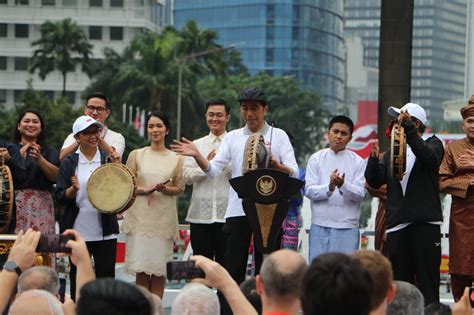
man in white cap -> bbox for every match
[365,102,444,305]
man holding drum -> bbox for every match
[439,96,474,301]
[59,92,124,162]
[183,98,231,266]
[172,87,299,288]
[365,103,444,305]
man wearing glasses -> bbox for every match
[183,98,231,266]
[59,92,125,161]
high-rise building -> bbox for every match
[0,0,168,107]
[173,0,345,109]
[344,0,467,123]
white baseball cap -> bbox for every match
[72,115,103,136]
[387,103,427,125]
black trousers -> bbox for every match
[69,239,117,300]
[387,223,441,305]
[190,222,226,266]
[223,216,263,285]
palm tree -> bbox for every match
[29,18,93,97]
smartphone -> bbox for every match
[469,287,474,308]
[35,234,75,253]
[166,261,205,281]
[59,278,66,303]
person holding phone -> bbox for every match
[55,116,119,300]
[13,110,60,235]
[122,111,184,298]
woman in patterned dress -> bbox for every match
[122,111,184,298]
[13,110,59,234]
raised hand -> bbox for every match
[398,109,411,124]
[0,148,10,162]
[8,229,41,272]
[207,149,217,161]
[170,138,200,157]
[370,139,379,158]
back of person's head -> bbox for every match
[259,249,307,300]
[386,281,424,315]
[240,278,262,314]
[18,266,60,295]
[328,115,355,134]
[352,249,395,310]
[171,282,219,315]
[301,252,374,315]
[424,302,451,315]
[9,289,63,315]
[77,278,151,315]
[136,286,165,315]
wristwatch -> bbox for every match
[3,261,22,276]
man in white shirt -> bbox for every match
[305,115,366,262]
[172,87,299,287]
[59,92,125,161]
[183,98,231,266]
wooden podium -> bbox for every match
[229,169,304,254]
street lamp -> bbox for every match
[176,45,237,140]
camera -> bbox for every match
[35,234,75,253]
[166,261,205,281]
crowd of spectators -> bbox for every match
[1,230,472,315]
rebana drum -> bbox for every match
[0,164,13,233]
[87,163,137,214]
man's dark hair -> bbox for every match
[238,87,267,106]
[86,92,110,110]
[301,252,374,315]
[77,278,151,315]
[328,115,354,135]
[206,98,230,114]
[240,278,262,314]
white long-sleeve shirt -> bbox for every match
[305,148,366,229]
[206,123,299,219]
[183,132,231,224]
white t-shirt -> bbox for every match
[74,148,117,241]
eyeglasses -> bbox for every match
[206,112,226,118]
[86,105,107,113]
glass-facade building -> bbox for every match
[174,0,345,109]
[345,0,467,123]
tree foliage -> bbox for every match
[198,74,330,164]
[29,18,93,96]
[85,20,247,139]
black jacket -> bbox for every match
[364,120,444,228]
[55,151,119,236]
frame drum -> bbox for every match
[242,133,269,174]
[0,165,14,233]
[87,163,137,214]
[389,124,407,181]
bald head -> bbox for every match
[260,249,307,298]
[9,289,63,315]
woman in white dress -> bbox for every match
[122,111,184,297]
